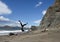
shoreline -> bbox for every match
[0,30,29,36]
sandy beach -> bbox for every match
[0,29,60,42]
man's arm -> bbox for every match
[23,23,28,26]
[18,20,22,26]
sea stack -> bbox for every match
[40,0,60,29]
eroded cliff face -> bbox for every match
[40,0,60,29]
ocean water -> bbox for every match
[0,27,29,36]
[0,27,29,30]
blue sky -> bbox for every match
[0,0,55,27]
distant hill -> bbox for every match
[0,25,30,30]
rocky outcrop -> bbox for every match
[31,26,37,31]
[40,0,60,29]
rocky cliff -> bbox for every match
[40,0,60,29]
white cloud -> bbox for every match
[34,19,41,24]
[0,16,27,27]
[0,16,19,27]
[42,10,46,15]
[0,1,12,14]
[0,16,29,27]
[0,16,10,21]
[35,2,43,7]
[5,23,20,27]
[24,25,31,28]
